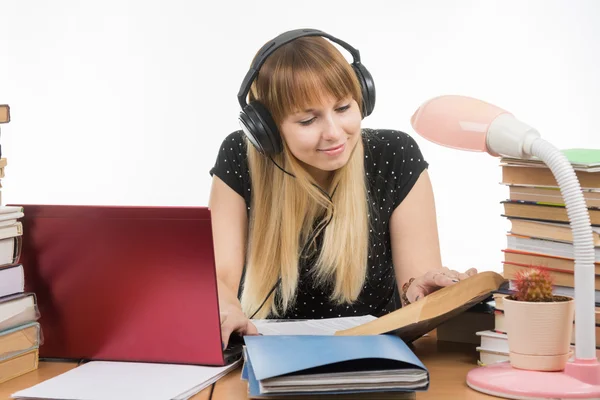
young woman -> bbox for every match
[209,30,477,348]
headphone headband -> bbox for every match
[237,28,362,109]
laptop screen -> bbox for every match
[14,204,231,366]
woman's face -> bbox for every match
[279,94,362,184]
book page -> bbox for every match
[252,315,377,335]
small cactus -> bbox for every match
[513,267,554,302]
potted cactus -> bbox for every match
[503,267,575,371]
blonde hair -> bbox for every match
[240,36,370,318]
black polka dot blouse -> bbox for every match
[209,128,429,319]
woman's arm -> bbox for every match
[208,175,258,346]
[389,170,475,304]
[390,170,443,287]
[209,175,248,310]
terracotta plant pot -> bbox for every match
[503,295,575,371]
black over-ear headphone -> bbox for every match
[237,28,376,157]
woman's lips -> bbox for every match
[318,143,345,156]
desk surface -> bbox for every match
[0,334,501,400]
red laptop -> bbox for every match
[12,204,242,366]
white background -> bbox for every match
[1,0,598,274]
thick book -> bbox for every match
[501,164,600,189]
[0,321,41,362]
[0,348,38,385]
[335,271,505,343]
[502,201,600,226]
[508,185,600,208]
[0,292,39,332]
[0,105,9,124]
[242,334,428,398]
[507,217,600,247]
[0,264,24,298]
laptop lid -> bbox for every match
[12,204,241,366]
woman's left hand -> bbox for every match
[405,267,478,304]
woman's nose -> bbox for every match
[321,118,343,141]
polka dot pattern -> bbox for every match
[209,128,429,319]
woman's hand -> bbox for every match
[220,307,259,349]
[405,267,478,304]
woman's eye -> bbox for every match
[337,104,350,112]
[299,118,316,126]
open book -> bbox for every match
[251,271,505,343]
[335,271,505,342]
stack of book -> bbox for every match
[0,104,41,383]
[475,293,509,365]
[499,148,600,300]
[476,148,600,365]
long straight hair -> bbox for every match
[240,36,370,319]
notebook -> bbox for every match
[11,359,241,400]
[241,334,429,397]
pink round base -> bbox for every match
[466,362,600,400]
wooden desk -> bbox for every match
[0,335,501,400]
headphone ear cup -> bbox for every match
[238,102,283,156]
[352,63,376,118]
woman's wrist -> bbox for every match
[217,276,243,310]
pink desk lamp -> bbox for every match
[411,95,600,399]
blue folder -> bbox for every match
[242,334,429,397]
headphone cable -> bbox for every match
[248,208,334,320]
[267,154,337,201]
[248,156,337,319]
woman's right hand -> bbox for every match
[220,307,259,349]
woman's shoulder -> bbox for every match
[361,127,419,144]
[361,128,429,208]
[218,129,247,148]
[212,130,249,168]
[210,130,251,199]
[361,127,425,160]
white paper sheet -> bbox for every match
[11,359,241,400]
[252,315,377,335]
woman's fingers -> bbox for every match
[457,272,470,280]
[220,313,235,349]
[220,311,260,349]
[419,269,455,288]
[439,266,478,282]
[406,282,426,303]
[432,271,456,287]
[412,267,480,303]
[245,320,259,335]
[220,311,243,349]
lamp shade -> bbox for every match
[410,95,511,155]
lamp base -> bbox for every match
[466,360,600,399]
